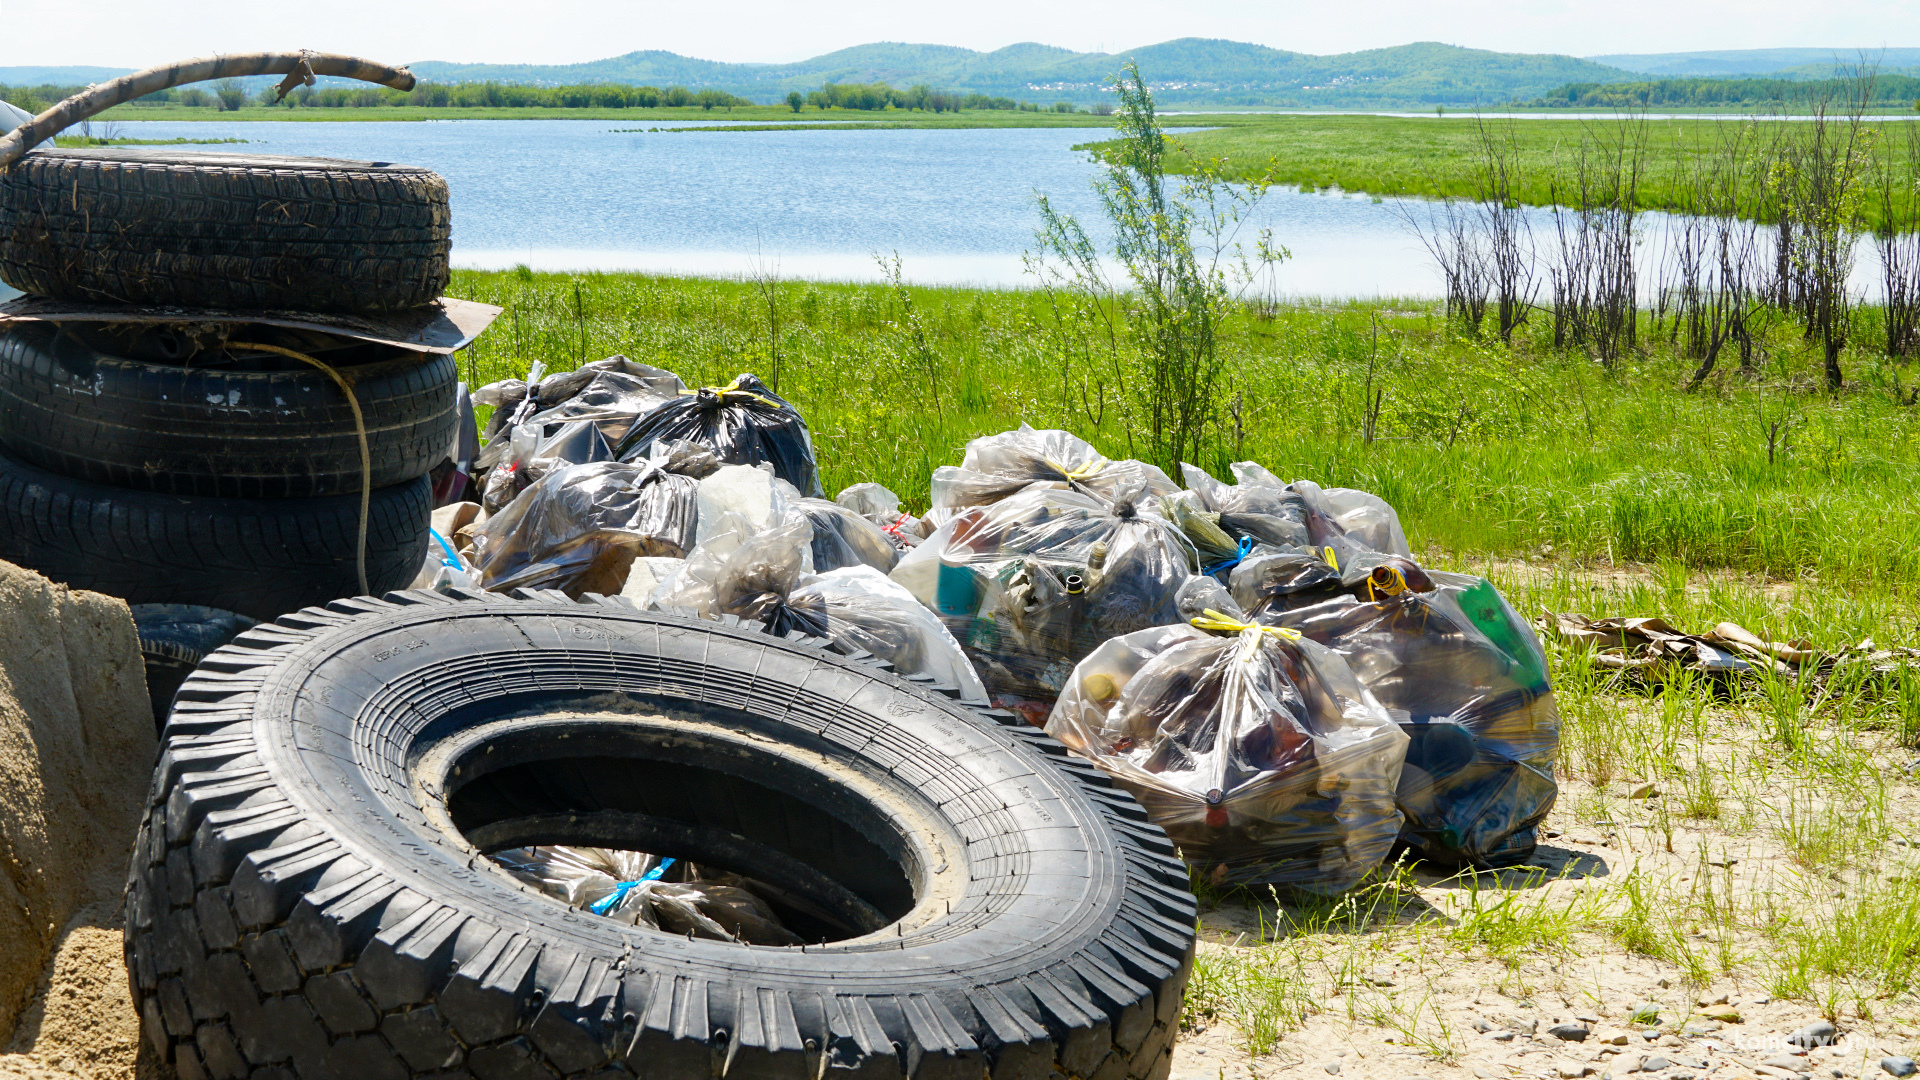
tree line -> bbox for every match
[1531,73,1920,110]
[0,81,756,113]
[2,78,1110,116]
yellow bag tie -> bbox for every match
[1323,546,1339,570]
[1044,456,1110,482]
[1189,609,1302,660]
[681,373,782,409]
[1366,564,1410,601]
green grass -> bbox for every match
[49,136,247,147]
[1079,113,1920,228]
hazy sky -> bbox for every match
[4,0,1915,68]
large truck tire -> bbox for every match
[0,322,457,498]
[0,149,450,313]
[0,447,430,621]
[127,593,1197,1080]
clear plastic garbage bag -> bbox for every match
[655,517,985,696]
[1230,547,1435,621]
[488,847,801,945]
[1046,614,1408,893]
[892,478,1196,706]
[1180,464,1413,562]
[469,446,712,597]
[615,373,822,496]
[796,566,986,700]
[928,425,1179,521]
[1266,572,1559,869]
[408,527,477,591]
[836,482,930,549]
[794,498,900,573]
[522,359,686,447]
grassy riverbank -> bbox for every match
[1109,113,1920,227]
[448,267,1920,1070]
[89,102,1135,125]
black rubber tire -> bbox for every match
[126,592,1196,1080]
[0,149,450,313]
[0,447,430,622]
[0,323,458,498]
[131,604,257,731]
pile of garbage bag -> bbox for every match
[450,368,1558,887]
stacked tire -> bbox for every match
[0,148,457,625]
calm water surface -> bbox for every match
[21,118,1889,298]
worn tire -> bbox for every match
[0,322,457,498]
[0,149,450,313]
[0,447,430,621]
[127,593,1196,1080]
[131,604,258,731]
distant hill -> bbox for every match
[1587,48,1920,77]
[406,38,1643,107]
[0,65,136,86]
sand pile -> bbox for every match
[0,560,160,1079]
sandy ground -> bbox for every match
[1166,758,1920,1080]
[0,562,158,1080]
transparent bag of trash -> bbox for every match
[488,847,801,945]
[928,425,1178,522]
[408,528,477,591]
[615,373,822,496]
[836,482,929,549]
[1179,464,1412,562]
[1265,571,1559,868]
[794,498,900,573]
[656,517,985,696]
[1046,614,1408,893]
[522,359,686,447]
[796,566,986,700]
[1230,546,1435,621]
[892,478,1196,704]
[468,444,714,597]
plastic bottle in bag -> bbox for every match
[1046,613,1408,893]
[892,478,1196,708]
[1266,572,1559,869]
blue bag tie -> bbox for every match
[1202,536,1255,579]
[589,857,676,916]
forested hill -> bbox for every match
[399,38,1640,108]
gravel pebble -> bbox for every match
[1882,1058,1917,1078]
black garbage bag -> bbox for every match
[614,373,821,496]
[1045,612,1407,893]
[1266,572,1559,868]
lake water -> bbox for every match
[13,118,1892,298]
